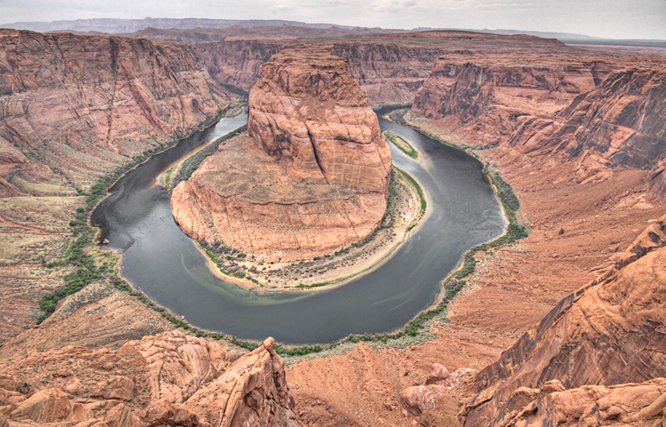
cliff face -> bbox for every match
[0,29,232,191]
[171,49,391,262]
[515,68,666,184]
[331,42,448,105]
[411,54,614,146]
[195,39,450,106]
[0,331,299,427]
[413,54,666,184]
[196,39,283,92]
[460,214,666,427]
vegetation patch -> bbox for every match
[384,131,418,159]
[395,167,426,232]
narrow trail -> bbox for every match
[0,213,59,235]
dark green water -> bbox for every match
[91,107,506,344]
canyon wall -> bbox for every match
[412,53,666,185]
[171,48,391,262]
[196,39,284,92]
[0,29,232,192]
[194,38,450,106]
[190,32,578,107]
[460,215,666,426]
[411,54,617,146]
[510,68,666,183]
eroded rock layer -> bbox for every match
[460,214,666,427]
[0,29,232,190]
[411,54,617,146]
[412,53,666,186]
[512,68,666,184]
[0,332,299,427]
[172,49,391,262]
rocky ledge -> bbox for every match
[171,48,392,262]
[0,331,299,427]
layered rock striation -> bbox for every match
[0,29,232,192]
[511,68,666,184]
[460,214,666,427]
[411,54,617,146]
[412,53,666,185]
[172,49,391,262]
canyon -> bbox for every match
[0,23,665,427]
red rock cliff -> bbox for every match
[0,29,232,191]
[511,68,666,184]
[411,54,616,146]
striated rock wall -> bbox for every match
[172,49,391,262]
[460,214,666,427]
[411,54,616,146]
[0,29,232,190]
[467,378,666,427]
[515,68,666,184]
[195,38,450,106]
[331,42,449,105]
[196,39,283,92]
[247,48,391,191]
[412,53,666,185]
[0,332,299,427]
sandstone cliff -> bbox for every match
[512,68,666,184]
[196,39,283,92]
[460,214,666,427]
[411,54,618,146]
[189,31,580,107]
[0,29,232,191]
[412,53,666,185]
[172,49,391,262]
[0,331,299,427]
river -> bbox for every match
[91,107,506,344]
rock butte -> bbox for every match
[171,48,392,262]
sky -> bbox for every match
[1,0,665,40]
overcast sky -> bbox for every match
[1,0,664,40]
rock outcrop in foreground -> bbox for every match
[0,332,299,427]
[172,49,391,262]
[460,214,666,426]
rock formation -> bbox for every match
[513,68,666,184]
[172,48,392,262]
[0,331,299,427]
[464,378,666,427]
[460,214,666,427]
[0,29,232,191]
[118,29,583,107]
[411,54,617,146]
[412,54,666,185]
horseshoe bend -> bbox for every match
[0,19,665,427]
